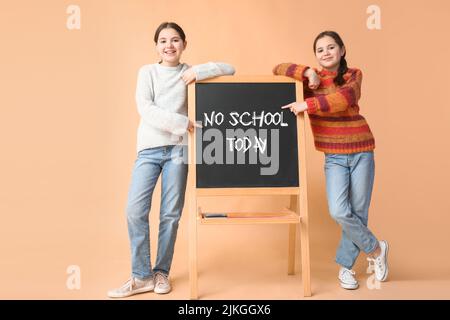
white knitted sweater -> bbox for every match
[135,62,235,153]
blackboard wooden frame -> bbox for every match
[187,76,311,299]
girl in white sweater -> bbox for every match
[108,22,235,298]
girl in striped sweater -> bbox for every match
[273,31,389,290]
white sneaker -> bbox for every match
[154,272,171,294]
[107,277,154,298]
[368,240,389,282]
[338,267,359,290]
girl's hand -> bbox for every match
[281,101,308,115]
[187,120,203,133]
[181,68,197,85]
[304,68,320,90]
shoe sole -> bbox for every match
[339,281,359,290]
[107,286,154,298]
[377,240,389,282]
[154,287,171,294]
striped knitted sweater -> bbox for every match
[273,63,375,154]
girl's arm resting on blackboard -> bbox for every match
[191,62,235,81]
[135,67,189,136]
[272,63,311,82]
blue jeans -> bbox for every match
[324,151,379,269]
[126,145,188,280]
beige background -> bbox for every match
[1,0,449,299]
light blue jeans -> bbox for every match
[324,151,379,269]
[126,145,188,280]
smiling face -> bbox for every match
[156,28,186,67]
[314,35,345,72]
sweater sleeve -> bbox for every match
[272,63,310,81]
[305,68,362,114]
[192,62,235,81]
[135,66,189,136]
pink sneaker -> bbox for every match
[338,267,359,290]
[107,277,154,298]
[154,272,171,294]
[367,240,389,282]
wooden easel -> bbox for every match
[187,76,311,299]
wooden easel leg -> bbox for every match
[189,200,198,299]
[288,224,296,275]
[300,220,311,297]
[292,193,311,297]
[288,195,298,275]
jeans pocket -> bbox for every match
[325,152,340,158]
[170,145,188,165]
[325,153,338,163]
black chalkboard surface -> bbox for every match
[195,81,299,188]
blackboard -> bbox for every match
[195,81,299,188]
